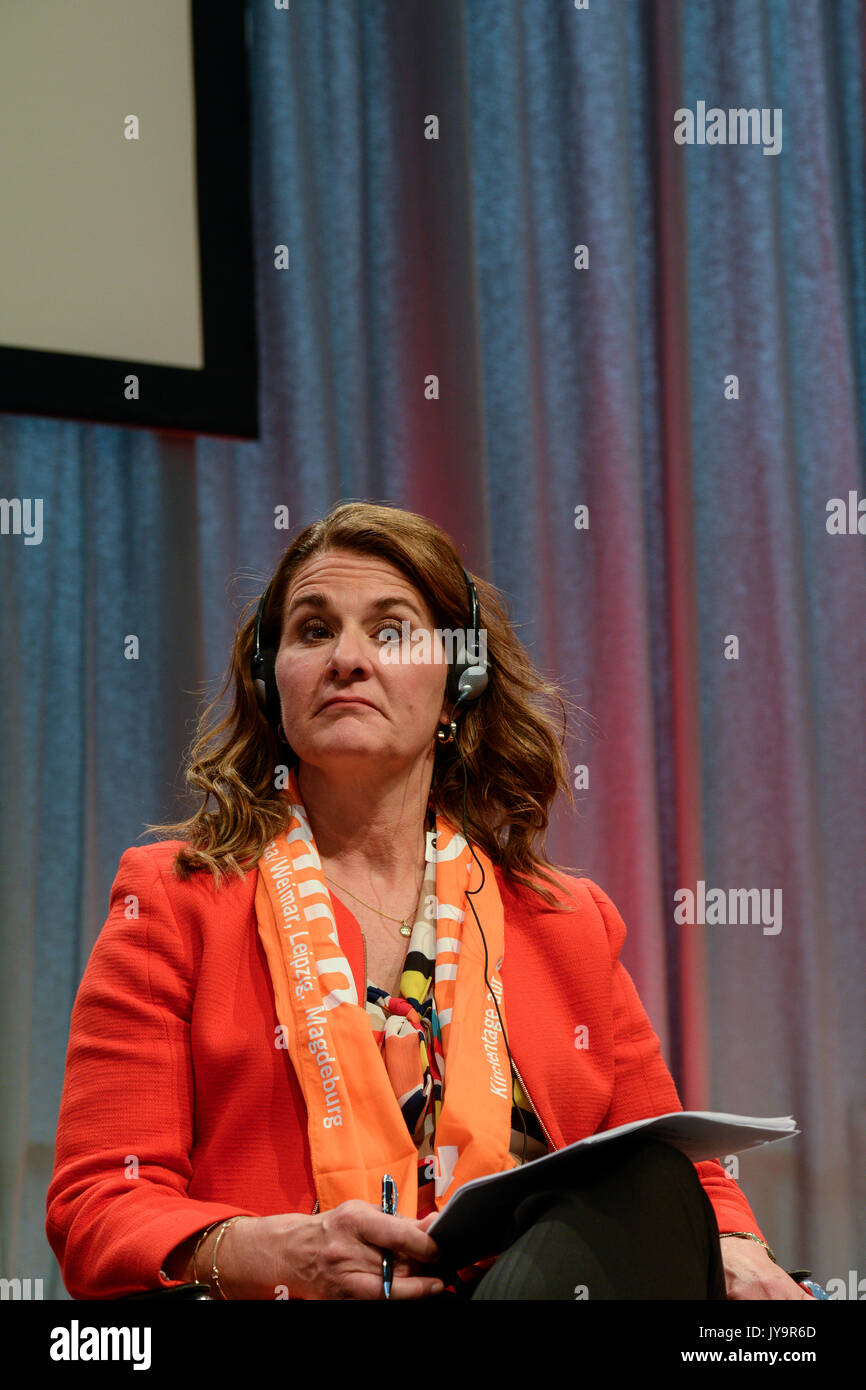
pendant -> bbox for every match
[400,921,412,936]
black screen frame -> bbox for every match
[0,0,258,440]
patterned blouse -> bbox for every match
[350,836,548,1218]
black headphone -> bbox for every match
[251,565,489,745]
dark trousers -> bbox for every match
[443,1137,728,1300]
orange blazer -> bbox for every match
[46,841,766,1298]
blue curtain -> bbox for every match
[1,0,863,1296]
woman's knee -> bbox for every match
[507,1137,714,1246]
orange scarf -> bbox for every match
[254,769,516,1216]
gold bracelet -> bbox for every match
[192,1220,228,1286]
[720,1231,777,1264]
[211,1215,252,1300]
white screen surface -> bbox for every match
[0,0,203,369]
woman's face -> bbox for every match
[273,548,450,776]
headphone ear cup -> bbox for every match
[253,646,284,739]
[446,659,488,708]
[251,582,295,758]
[446,570,489,707]
[458,666,488,698]
[252,658,268,710]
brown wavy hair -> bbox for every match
[147,501,586,907]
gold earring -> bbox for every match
[437,723,454,744]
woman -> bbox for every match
[46,502,809,1300]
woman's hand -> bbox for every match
[721,1238,814,1300]
[214,1201,444,1300]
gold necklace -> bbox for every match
[322,872,417,936]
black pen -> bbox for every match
[381,1173,397,1299]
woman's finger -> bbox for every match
[352,1209,439,1263]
